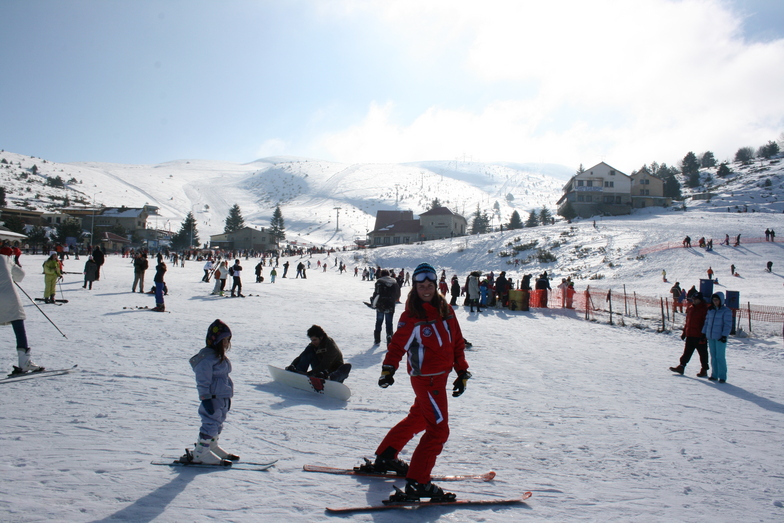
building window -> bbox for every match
[616,196,622,204]
[577,195,584,202]
[587,180,593,187]
[403,237,410,244]
[577,180,584,186]
[604,181,614,188]
[374,237,382,245]
[586,195,593,202]
[383,237,390,245]
[610,170,615,175]
[393,237,401,244]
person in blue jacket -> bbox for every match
[181,319,238,465]
[702,292,733,383]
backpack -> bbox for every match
[228,266,235,277]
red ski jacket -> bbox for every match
[384,302,468,377]
[682,301,709,338]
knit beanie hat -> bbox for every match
[412,262,437,279]
[206,319,232,348]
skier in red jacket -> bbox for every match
[367,262,471,501]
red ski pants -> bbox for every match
[376,373,450,484]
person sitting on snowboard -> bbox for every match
[286,325,351,382]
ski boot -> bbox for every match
[696,368,708,378]
[210,436,240,461]
[180,439,232,466]
[152,303,166,312]
[356,454,409,476]
[11,348,44,375]
[669,365,684,375]
[389,480,456,502]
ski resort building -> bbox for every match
[367,207,467,246]
[209,227,274,252]
[557,162,668,218]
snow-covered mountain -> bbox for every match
[0,151,570,246]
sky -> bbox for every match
[1,0,783,173]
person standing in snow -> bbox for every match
[669,292,709,377]
[230,259,244,297]
[366,262,470,502]
[269,267,277,283]
[153,257,167,312]
[42,252,62,304]
[370,269,401,345]
[449,275,461,306]
[254,260,263,283]
[702,292,733,383]
[180,319,238,465]
[132,253,148,292]
[495,271,510,308]
[1,251,44,374]
[282,260,290,278]
[211,261,226,295]
[83,256,98,290]
[468,271,481,312]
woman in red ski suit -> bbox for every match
[372,262,471,500]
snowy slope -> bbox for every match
[1,211,783,521]
[0,151,569,247]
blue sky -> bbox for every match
[1,0,782,173]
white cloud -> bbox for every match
[255,138,287,159]
[317,0,784,170]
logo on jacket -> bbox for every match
[422,326,433,337]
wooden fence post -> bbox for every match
[748,302,752,333]
[634,292,639,317]
[660,297,666,332]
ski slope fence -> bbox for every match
[520,286,784,338]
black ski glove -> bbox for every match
[719,336,727,343]
[378,365,396,388]
[680,333,686,341]
[452,370,472,397]
[201,398,215,415]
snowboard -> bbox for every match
[268,365,351,401]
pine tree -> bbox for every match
[735,147,754,164]
[508,210,523,230]
[53,219,84,244]
[269,205,286,244]
[470,204,489,234]
[700,151,716,168]
[539,206,552,225]
[27,225,49,251]
[224,204,245,233]
[717,162,731,178]
[428,198,442,210]
[0,187,6,207]
[525,210,539,228]
[558,201,577,221]
[171,212,199,250]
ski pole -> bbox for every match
[58,277,66,301]
[13,281,68,339]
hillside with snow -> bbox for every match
[0,151,569,247]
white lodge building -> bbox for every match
[556,162,668,219]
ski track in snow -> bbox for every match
[1,228,783,522]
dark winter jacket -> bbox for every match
[535,276,551,290]
[702,292,733,340]
[372,275,401,313]
[291,336,344,376]
[84,259,99,282]
[450,279,461,297]
[134,256,148,273]
[154,262,167,283]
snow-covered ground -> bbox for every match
[2,213,783,521]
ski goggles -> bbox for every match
[413,271,437,283]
